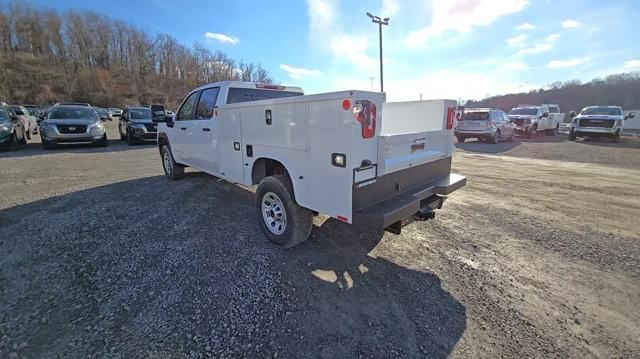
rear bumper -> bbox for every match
[353,173,466,230]
[455,129,495,138]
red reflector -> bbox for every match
[337,215,349,222]
[342,99,351,111]
[446,106,455,130]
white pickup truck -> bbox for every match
[151,81,466,248]
[508,104,565,137]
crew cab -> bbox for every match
[152,81,466,248]
[568,106,634,143]
[508,104,564,138]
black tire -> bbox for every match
[527,127,537,139]
[26,130,31,140]
[6,132,18,151]
[96,133,108,147]
[508,129,515,142]
[161,144,184,180]
[456,136,465,143]
[41,139,55,150]
[568,130,577,141]
[126,131,137,146]
[612,130,621,143]
[18,128,27,144]
[256,174,312,249]
[491,130,500,144]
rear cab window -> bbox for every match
[226,88,302,104]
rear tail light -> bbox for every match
[354,100,376,139]
[446,106,455,130]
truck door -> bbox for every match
[172,90,201,164]
[190,87,220,173]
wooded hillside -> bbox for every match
[0,1,274,108]
[466,72,640,113]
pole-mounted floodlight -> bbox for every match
[366,12,389,92]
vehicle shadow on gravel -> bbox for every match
[572,136,640,148]
[0,173,466,358]
[456,139,521,154]
[0,140,156,158]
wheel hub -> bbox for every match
[262,192,287,235]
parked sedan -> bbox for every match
[94,107,112,121]
[118,106,157,145]
[0,104,28,150]
[455,108,515,144]
[40,105,108,149]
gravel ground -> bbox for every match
[1,122,639,358]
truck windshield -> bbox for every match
[226,88,302,104]
[463,112,489,121]
[509,108,538,115]
[581,107,622,116]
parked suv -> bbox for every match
[118,106,158,145]
[568,106,634,143]
[0,104,28,150]
[40,105,108,149]
[508,104,564,138]
[455,108,515,143]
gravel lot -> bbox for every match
[1,122,639,358]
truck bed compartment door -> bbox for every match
[377,100,455,175]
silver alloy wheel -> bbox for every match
[163,150,172,176]
[262,191,287,235]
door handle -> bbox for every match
[180,127,187,130]
[202,128,211,132]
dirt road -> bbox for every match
[1,126,639,358]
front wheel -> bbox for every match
[491,130,500,144]
[256,174,312,249]
[161,145,184,180]
[527,127,537,139]
[126,131,137,146]
[6,132,18,151]
[568,130,577,141]
[96,133,108,147]
[612,130,621,143]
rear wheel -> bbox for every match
[161,145,184,180]
[256,174,312,249]
[508,129,515,142]
[568,130,577,141]
[456,136,465,143]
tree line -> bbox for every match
[0,1,274,108]
[466,72,640,113]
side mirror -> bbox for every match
[100,116,107,121]
[151,104,167,123]
[569,111,576,118]
[540,112,549,118]
[626,112,635,120]
[11,115,19,122]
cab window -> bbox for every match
[177,91,200,121]
[195,87,220,119]
[0,108,6,120]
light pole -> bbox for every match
[368,77,375,91]
[366,12,389,93]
